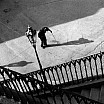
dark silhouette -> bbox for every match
[38,27,52,48]
[2,61,33,67]
[46,38,94,48]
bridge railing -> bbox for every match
[0,66,49,104]
[25,51,104,86]
[0,66,103,104]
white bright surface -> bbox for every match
[0,0,104,74]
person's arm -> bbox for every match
[47,27,52,33]
[49,29,52,33]
[43,27,52,33]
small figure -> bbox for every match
[38,27,52,48]
[25,25,37,45]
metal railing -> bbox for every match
[25,51,104,86]
[0,66,103,104]
[0,66,48,104]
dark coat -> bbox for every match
[38,27,51,39]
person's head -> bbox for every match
[28,25,33,30]
[28,25,33,32]
[43,27,52,33]
[42,27,49,31]
[28,25,30,29]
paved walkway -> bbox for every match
[0,0,104,74]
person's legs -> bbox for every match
[43,37,47,46]
[40,39,47,49]
[39,37,43,47]
[41,40,44,47]
[39,35,47,48]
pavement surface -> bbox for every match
[0,0,104,74]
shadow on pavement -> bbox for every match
[47,38,94,47]
[2,61,33,67]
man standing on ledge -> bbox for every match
[38,27,52,48]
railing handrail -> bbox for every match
[25,51,104,75]
[24,51,104,87]
[0,51,104,104]
[0,68,103,104]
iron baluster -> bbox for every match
[88,56,94,80]
[83,58,88,81]
[40,73,45,82]
[13,79,22,92]
[94,54,99,79]
[63,63,70,83]
[35,72,41,81]
[57,65,65,84]
[51,68,57,85]
[72,60,79,83]
[7,80,20,100]
[77,59,84,82]
[68,62,74,84]
[2,73,22,102]
[46,69,53,85]
[16,77,30,104]
[1,72,15,97]
[99,52,104,77]
[22,77,37,104]
[8,80,23,101]
[21,80,30,93]
[54,66,62,85]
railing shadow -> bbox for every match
[2,61,33,67]
[47,38,94,48]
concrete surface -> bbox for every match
[0,0,104,74]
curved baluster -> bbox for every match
[98,51,104,77]
[76,59,84,82]
[71,60,79,83]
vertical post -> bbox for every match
[32,44,48,83]
[26,31,48,83]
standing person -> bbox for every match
[38,27,52,48]
[25,25,37,45]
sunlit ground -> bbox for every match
[0,8,104,76]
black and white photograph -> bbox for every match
[0,0,104,104]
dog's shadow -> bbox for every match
[2,61,33,67]
[47,38,94,47]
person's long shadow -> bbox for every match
[2,61,34,67]
[47,38,94,48]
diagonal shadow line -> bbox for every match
[2,61,34,67]
[46,38,94,47]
